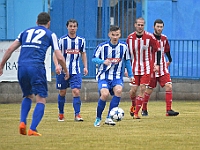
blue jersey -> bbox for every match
[93,40,131,80]
[58,34,86,75]
[17,26,59,67]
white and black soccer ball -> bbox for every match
[109,107,124,121]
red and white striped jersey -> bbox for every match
[126,31,160,75]
[154,34,170,77]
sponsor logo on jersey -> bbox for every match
[65,49,80,54]
[107,58,121,64]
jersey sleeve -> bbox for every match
[150,35,160,52]
[58,38,63,50]
[51,33,59,51]
[93,45,102,59]
[124,44,131,60]
[16,32,23,44]
[81,38,86,53]
[164,38,170,53]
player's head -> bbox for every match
[154,19,164,35]
[108,25,121,45]
[66,19,78,36]
[37,12,51,28]
[134,17,145,35]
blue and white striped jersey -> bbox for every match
[58,34,86,75]
[93,40,131,80]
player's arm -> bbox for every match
[81,52,88,76]
[124,59,133,78]
[54,50,69,79]
[151,36,161,72]
[124,44,134,82]
[92,57,104,65]
[92,45,111,66]
[53,52,62,74]
[154,47,161,72]
[165,52,172,67]
[51,33,69,79]
[0,40,21,76]
[164,39,172,67]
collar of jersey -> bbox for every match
[109,41,119,48]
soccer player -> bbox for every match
[92,25,134,127]
[141,19,179,116]
[0,12,69,136]
[53,19,88,122]
[126,17,161,119]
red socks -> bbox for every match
[130,96,136,107]
[142,92,150,111]
[135,96,143,115]
[166,90,172,111]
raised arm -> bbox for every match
[0,40,21,76]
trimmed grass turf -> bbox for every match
[0,101,200,150]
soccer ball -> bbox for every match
[109,107,124,121]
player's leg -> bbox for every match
[28,95,45,136]
[70,74,83,121]
[94,80,109,127]
[129,75,139,117]
[141,88,153,116]
[134,85,145,119]
[56,72,68,121]
[58,89,66,121]
[107,79,123,117]
[134,74,150,119]
[72,88,83,121]
[18,66,33,135]
[28,66,47,136]
[105,80,123,126]
[159,73,179,116]
[141,77,157,116]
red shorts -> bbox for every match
[130,74,150,86]
[148,73,172,88]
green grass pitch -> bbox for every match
[0,101,200,150]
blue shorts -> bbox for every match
[98,79,123,96]
[56,73,82,90]
[18,66,48,98]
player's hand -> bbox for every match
[0,64,3,76]
[0,68,3,76]
[55,65,62,75]
[83,68,88,76]
[129,79,135,86]
[64,70,69,80]
[166,62,171,68]
[104,59,111,66]
[153,65,159,72]
[129,77,135,83]
[124,70,128,77]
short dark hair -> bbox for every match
[109,25,120,32]
[154,19,164,26]
[37,12,50,25]
[135,17,145,24]
[66,19,78,27]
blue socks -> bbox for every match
[96,99,106,119]
[20,97,32,124]
[58,94,66,114]
[30,103,45,131]
[73,96,81,116]
[107,96,120,117]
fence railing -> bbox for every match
[82,39,200,79]
[169,40,200,79]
